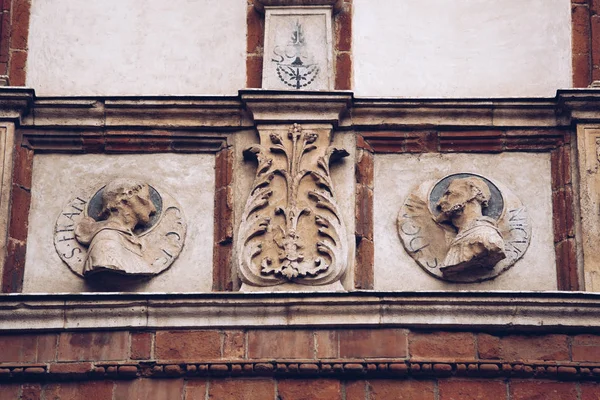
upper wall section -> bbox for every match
[353,0,572,98]
[25,0,247,96]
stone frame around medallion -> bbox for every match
[0,95,238,293]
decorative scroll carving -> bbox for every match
[54,179,186,278]
[237,123,349,286]
[398,173,530,283]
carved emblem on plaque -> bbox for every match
[397,173,530,282]
[237,123,349,286]
[271,21,320,89]
[54,178,186,278]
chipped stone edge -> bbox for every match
[1,291,600,331]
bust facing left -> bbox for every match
[54,178,186,280]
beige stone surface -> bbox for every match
[4,292,600,331]
[233,126,354,291]
[262,7,333,90]
[26,0,246,96]
[54,179,186,278]
[23,153,215,293]
[374,153,556,291]
[398,174,531,283]
[576,126,600,291]
[0,124,13,282]
[353,0,571,97]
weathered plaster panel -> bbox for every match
[374,153,556,291]
[353,0,572,98]
[26,0,246,96]
[23,153,215,293]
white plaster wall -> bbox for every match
[27,0,246,96]
[354,0,572,98]
[374,153,556,291]
[23,153,215,293]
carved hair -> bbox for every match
[101,178,147,218]
[457,177,491,208]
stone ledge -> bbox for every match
[1,291,600,331]
[252,0,344,14]
[4,89,600,130]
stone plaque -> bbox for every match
[262,7,333,90]
[54,179,186,278]
[398,173,531,283]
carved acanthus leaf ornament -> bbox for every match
[237,123,349,286]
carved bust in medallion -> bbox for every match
[398,173,530,283]
[435,176,506,276]
[54,178,186,279]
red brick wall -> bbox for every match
[2,329,600,398]
[572,0,600,87]
[0,0,30,85]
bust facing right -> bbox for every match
[74,178,157,276]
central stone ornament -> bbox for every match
[237,123,349,287]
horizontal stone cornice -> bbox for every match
[1,89,599,131]
[2,291,600,332]
[351,98,564,128]
[22,96,247,128]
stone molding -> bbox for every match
[252,0,344,14]
[0,89,598,131]
[0,359,598,382]
[22,97,246,128]
[240,90,352,125]
[2,291,600,331]
[0,88,33,122]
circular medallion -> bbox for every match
[54,179,186,278]
[397,173,531,283]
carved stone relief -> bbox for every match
[262,7,333,90]
[398,173,531,283]
[236,123,349,287]
[54,178,186,278]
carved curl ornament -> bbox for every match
[237,123,349,286]
[398,173,531,283]
[54,178,186,278]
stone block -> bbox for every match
[278,379,341,400]
[130,332,153,360]
[208,379,275,400]
[409,332,474,360]
[247,329,314,359]
[509,381,577,400]
[368,380,435,400]
[223,330,246,359]
[57,331,129,361]
[42,381,115,400]
[339,328,408,358]
[114,379,184,400]
[439,380,506,400]
[155,330,221,360]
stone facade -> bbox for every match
[1,0,600,399]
